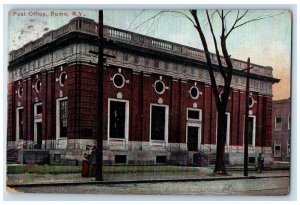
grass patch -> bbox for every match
[7,165,201,175]
[7,165,81,175]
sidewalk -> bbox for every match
[6,166,289,187]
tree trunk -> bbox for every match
[214,107,228,174]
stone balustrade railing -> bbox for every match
[9,17,273,77]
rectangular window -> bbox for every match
[144,57,149,67]
[164,62,169,70]
[156,156,167,164]
[34,103,42,115]
[275,116,282,131]
[109,101,126,139]
[17,108,24,140]
[274,144,281,157]
[37,105,42,114]
[134,56,139,64]
[115,155,127,164]
[288,115,291,130]
[34,103,43,148]
[123,53,128,62]
[248,116,254,146]
[154,59,159,68]
[187,110,200,120]
[151,105,167,141]
[59,100,68,138]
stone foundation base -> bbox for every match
[7,140,273,166]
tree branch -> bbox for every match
[225,10,247,38]
[225,11,283,38]
[233,12,283,30]
[224,10,232,18]
[166,10,196,27]
[145,11,165,35]
[127,10,146,30]
[131,11,166,32]
[190,9,221,108]
[206,10,226,79]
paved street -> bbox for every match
[12,176,289,195]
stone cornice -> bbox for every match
[8,17,279,84]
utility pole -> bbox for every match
[243,57,251,177]
[95,10,104,181]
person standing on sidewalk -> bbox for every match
[257,153,264,173]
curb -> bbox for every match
[7,175,289,188]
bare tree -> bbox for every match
[130,9,282,175]
[189,9,282,174]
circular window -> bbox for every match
[249,96,254,108]
[219,92,224,101]
[18,86,23,98]
[154,80,165,94]
[190,86,200,99]
[59,72,67,86]
[35,80,41,93]
[113,74,125,88]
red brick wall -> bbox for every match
[231,91,240,145]
[238,91,246,146]
[66,64,97,140]
[7,62,274,151]
[265,97,273,146]
[7,82,14,141]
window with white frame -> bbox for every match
[150,104,168,141]
[187,109,201,121]
[16,107,24,141]
[112,73,125,89]
[248,96,254,108]
[189,86,200,99]
[59,72,67,87]
[34,103,42,116]
[154,80,165,95]
[18,85,23,98]
[56,98,68,139]
[34,103,43,149]
[275,116,282,131]
[109,100,126,139]
[274,144,281,157]
[35,80,42,93]
[247,116,255,146]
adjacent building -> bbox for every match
[7,17,279,166]
[272,98,291,161]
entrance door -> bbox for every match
[36,122,42,149]
[187,126,199,151]
[34,121,42,149]
[109,101,126,139]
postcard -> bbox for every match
[6,8,291,196]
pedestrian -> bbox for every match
[89,145,97,177]
[257,153,264,173]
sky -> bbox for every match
[8,9,291,100]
